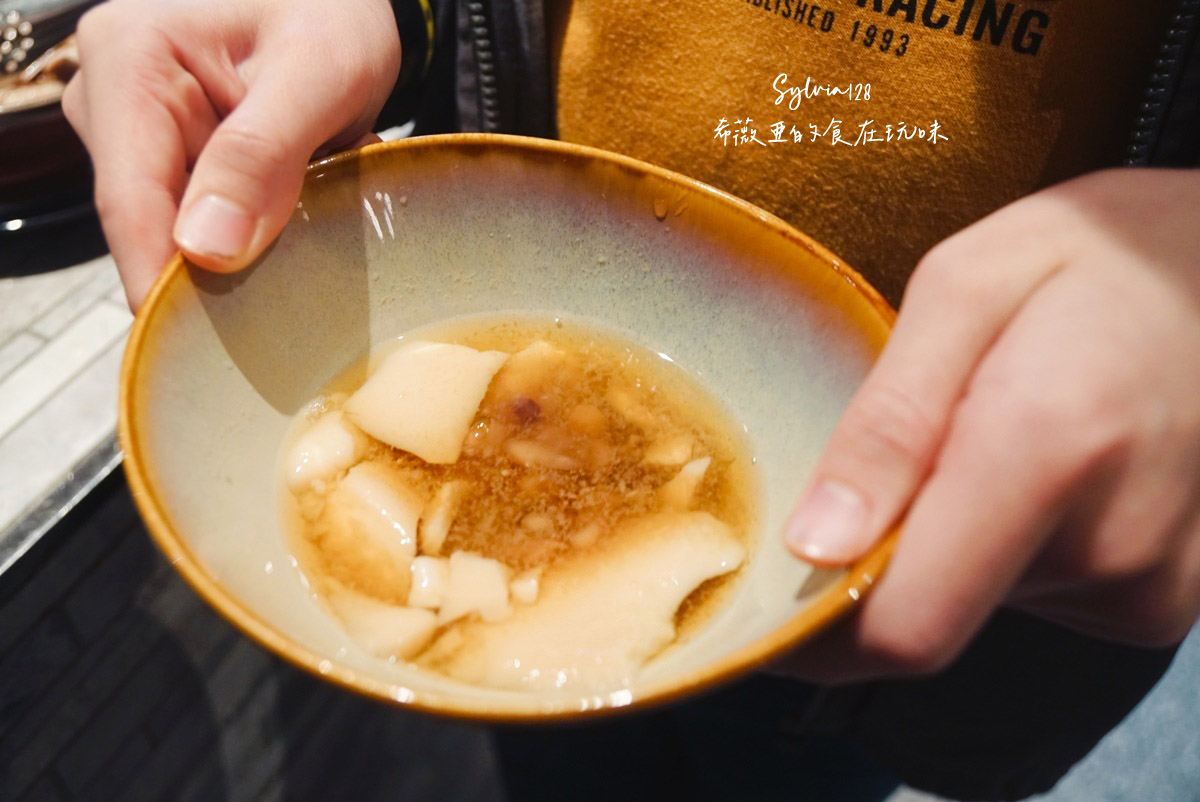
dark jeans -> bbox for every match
[494,674,900,802]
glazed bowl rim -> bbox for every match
[119,132,898,722]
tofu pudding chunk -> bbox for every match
[281,316,756,692]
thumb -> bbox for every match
[783,227,1067,566]
[172,70,370,272]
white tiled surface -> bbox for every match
[0,332,42,378]
[0,256,114,342]
[0,303,129,436]
[0,255,131,533]
[30,266,126,339]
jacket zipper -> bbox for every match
[1126,0,1200,164]
[466,0,502,132]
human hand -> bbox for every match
[781,168,1200,683]
[63,0,401,309]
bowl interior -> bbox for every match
[123,134,893,719]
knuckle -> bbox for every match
[361,3,404,69]
[344,66,379,106]
[966,370,1130,466]
[908,241,993,310]
[324,57,360,94]
[334,52,396,109]
[840,385,941,469]
[208,125,295,175]
[981,381,1061,441]
[1093,553,1153,587]
[990,189,1075,248]
[60,78,83,127]
[1088,534,1168,584]
[76,2,154,49]
[75,5,112,44]
[865,617,958,676]
[913,238,961,279]
[909,242,961,290]
[92,183,118,224]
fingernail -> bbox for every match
[785,480,871,564]
[175,194,255,259]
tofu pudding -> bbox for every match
[280,316,756,693]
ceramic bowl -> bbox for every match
[121,133,897,721]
